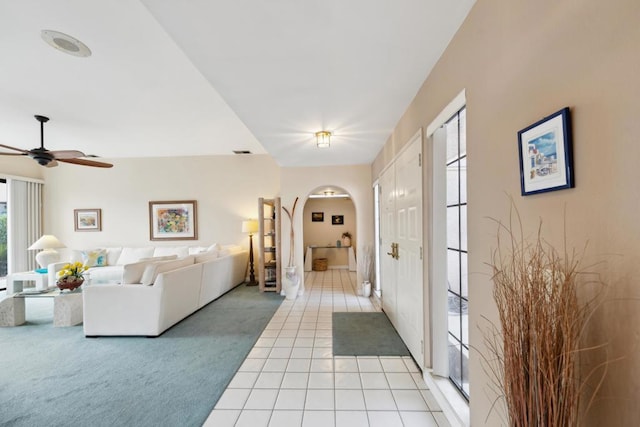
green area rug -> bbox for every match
[0,284,282,427]
[332,312,410,356]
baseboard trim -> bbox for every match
[423,370,470,427]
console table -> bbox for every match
[304,246,356,272]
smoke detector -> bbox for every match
[41,30,91,57]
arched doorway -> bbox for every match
[302,186,356,273]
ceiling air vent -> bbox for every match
[233,150,252,154]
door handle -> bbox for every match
[387,243,399,260]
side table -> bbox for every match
[6,271,49,294]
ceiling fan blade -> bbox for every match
[50,150,87,159]
[46,160,59,168]
[0,143,29,154]
[58,158,113,168]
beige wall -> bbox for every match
[374,0,640,424]
[42,155,280,257]
[0,157,44,181]
[303,198,356,267]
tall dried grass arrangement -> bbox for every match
[483,205,605,426]
[282,197,299,267]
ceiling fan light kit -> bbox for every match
[0,115,113,168]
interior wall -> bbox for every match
[280,165,373,291]
[373,0,640,425]
[303,198,356,267]
[0,157,44,181]
[42,155,280,257]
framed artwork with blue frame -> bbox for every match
[517,107,574,196]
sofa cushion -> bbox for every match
[194,250,219,264]
[121,260,154,284]
[82,249,107,267]
[153,246,189,259]
[117,247,155,265]
[188,246,208,255]
[140,256,195,286]
[106,248,123,266]
[139,255,178,262]
[87,265,123,284]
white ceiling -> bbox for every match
[0,0,475,168]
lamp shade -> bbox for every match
[28,235,65,250]
[28,235,65,268]
[242,219,259,234]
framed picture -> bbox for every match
[311,212,324,222]
[149,200,198,241]
[74,209,101,232]
[332,215,344,225]
[517,107,574,196]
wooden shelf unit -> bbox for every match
[258,197,281,292]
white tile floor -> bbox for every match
[204,269,450,427]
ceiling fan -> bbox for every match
[0,115,113,168]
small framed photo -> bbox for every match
[74,209,102,232]
[332,215,344,225]
[518,107,574,196]
[311,212,324,222]
[149,200,198,241]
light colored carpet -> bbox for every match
[0,284,282,427]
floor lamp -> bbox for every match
[242,219,259,286]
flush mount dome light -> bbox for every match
[41,30,91,57]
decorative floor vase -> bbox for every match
[283,266,300,300]
[360,281,372,297]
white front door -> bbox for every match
[395,138,424,363]
[379,164,397,322]
[378,133,424,366]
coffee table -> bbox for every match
[11,288,83,327]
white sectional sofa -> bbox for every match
[49,244,249,337]
[48,245,219,286]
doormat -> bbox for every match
[332,312,410,356]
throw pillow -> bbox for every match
[141,256,195,286]
[153,246,189,258]
[117,247,155,265]
[82,249,108,267]
[121,260,152,284]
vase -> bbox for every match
[360,280,371,297]
[57,277,84,292]
[342,237,351,247]
[283,266,300,300]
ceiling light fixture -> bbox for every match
[315,131,331,148]
[41,30,92,57]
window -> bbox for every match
[445,108,469,398]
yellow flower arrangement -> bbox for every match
[57,262,88,281]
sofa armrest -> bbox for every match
[83,284,162,336]
[47,262,68,288]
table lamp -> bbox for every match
[242,219,259,285]
[28,234,66,269]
